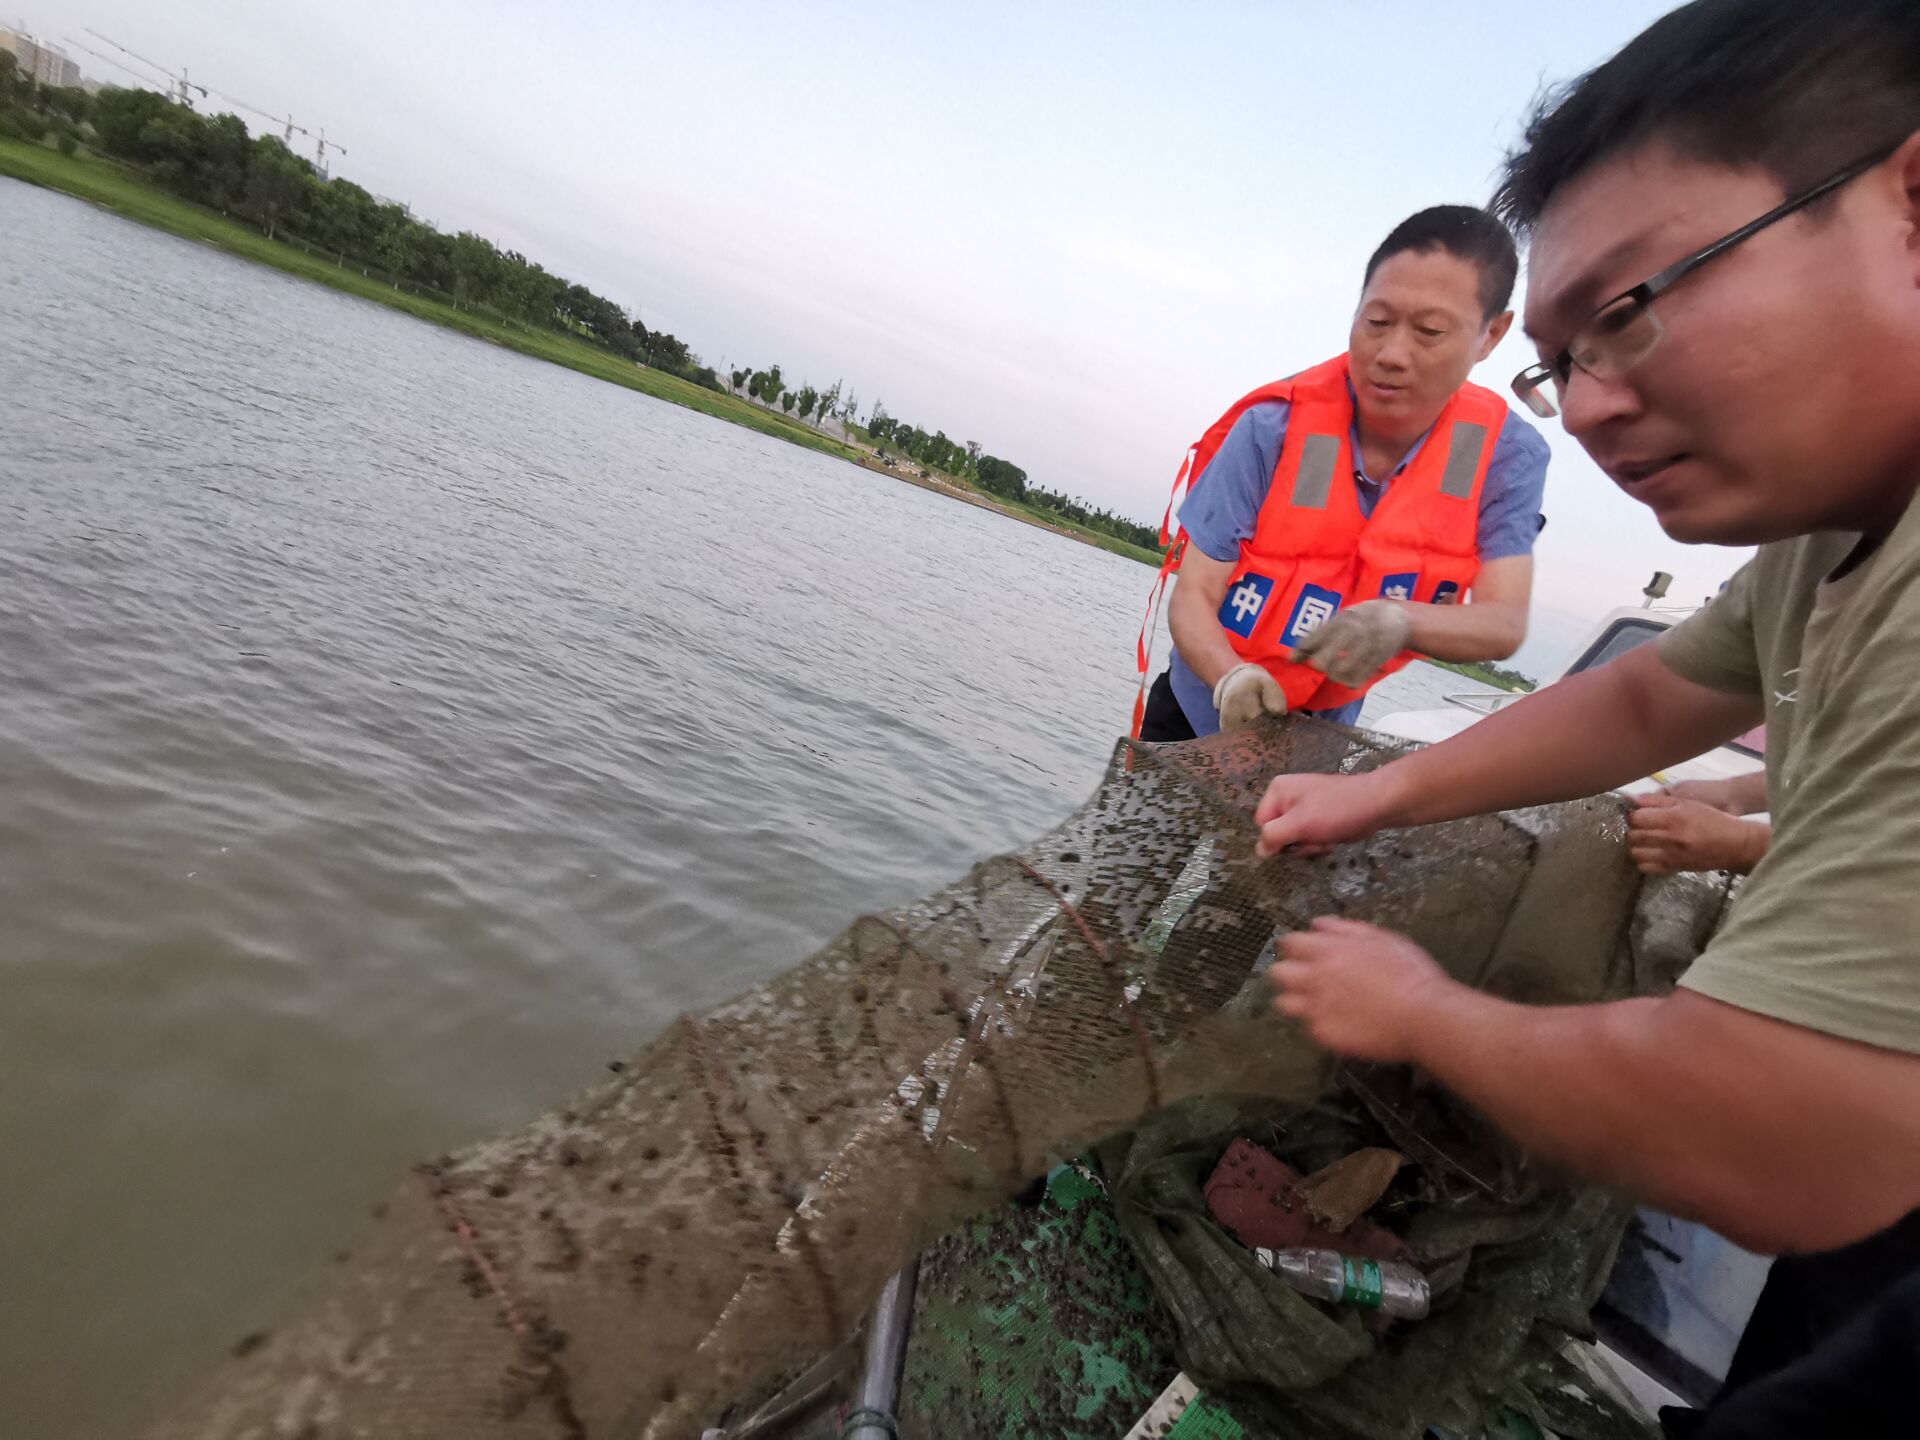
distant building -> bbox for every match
[0,28,83,88]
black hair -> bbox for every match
[1363,205,1518,320]
[1495,0,1920,232]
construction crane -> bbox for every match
[197,84,310,147]
[81,28,205,108]
[65,27,343,177]
[191,82,326,155]
[312,126,346,178]
[61,36,157,91]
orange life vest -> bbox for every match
[1130,354,1505,735]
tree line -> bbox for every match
[0,60,718,387]
[865,406,1162,554]
[718,359,1165,555]
[725,366,859,427]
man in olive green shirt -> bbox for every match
[1652,531,1920,1053]
[1246,2,1920,1432]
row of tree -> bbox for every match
[0,61,718,388]
[725,366,858,425]
[715,363,1164,554]
[867,407,1162,553]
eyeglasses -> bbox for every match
[1512,142,1900,419]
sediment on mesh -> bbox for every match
[145,718,1731,1440]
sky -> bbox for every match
[38,0,1744,677]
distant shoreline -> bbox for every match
[0,137,1159,568]
[1421,658,1536,693]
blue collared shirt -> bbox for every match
[1168,396,1549,734]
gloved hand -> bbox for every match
[1288,600,1412,687]
[1213,662,1290,732]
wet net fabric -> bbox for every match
[146,718,1734,1440]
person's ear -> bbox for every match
[1478,309,1514,361]
[1897,131,1920,286]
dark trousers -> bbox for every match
[1139,670,1197,743]
[1669,1212,1920,1438]
[1698,1272,1920,1437]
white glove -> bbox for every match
[1213,662,1290,732]
[1288,600,1411,687]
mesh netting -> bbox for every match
[146,719,1731,1440]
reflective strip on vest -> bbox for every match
[1439,420,1489,500]
[1290,434,1340,510]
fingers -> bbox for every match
[1256,673,1291,717]
[1270,957,1312,988]
[1307,915,1376,936]
[1254,777,1313,855]
[1275,917,1378,964]
[1627,805,1681,835]
[1253,777,1298,827]
[1287,628,1342,676]
[1629,836,1682,874]
[1256,815,1347,859]
[1219,668,1292,730]
[1630,790,1679,812]
[1254,776,1379,858]
[1288,624,1329,658]
[1256,817,1317,857]
[1666,780,1733,812]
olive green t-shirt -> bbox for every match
[1657,502,1920,1054]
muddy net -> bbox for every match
[147,718,1733,1440]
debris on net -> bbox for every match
[145,718,1731,1440]
[1098,1095,1652,1440]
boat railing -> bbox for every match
[1443,690,1526,715]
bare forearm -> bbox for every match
[1402,599,1526,663]
[1373,647,1761,827]
[1730,821,1771,873]
[1168,581,1241,688]
[1729,769,1770,816]
[1403,984,1920,1252]
[1407,987,1706,1210]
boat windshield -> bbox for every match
[1564,617,1766,761]
[1564,616,1670,676]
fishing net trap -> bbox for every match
[145,717,1733,1440]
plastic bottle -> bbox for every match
[1255,1246,1431,1320]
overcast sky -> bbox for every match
[40,0,1739,676]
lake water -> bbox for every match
[0,176,1502,1437]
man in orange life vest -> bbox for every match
[1136,206,1551,742]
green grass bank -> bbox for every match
[0,138,868,462]
[1,137,1176,566]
